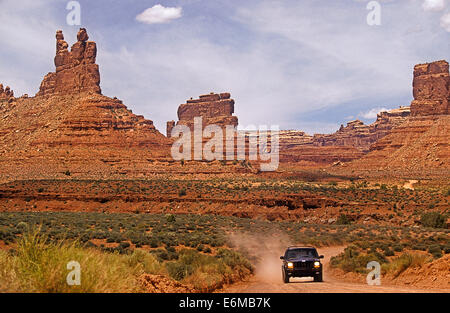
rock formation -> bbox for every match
[37,28,101,97]
[170,92,238,134]
[410,60,449,116]
[0,84,14,101]
[166,120,175,138]
[312,106,410,153]
[333,60,450,177]
[276,107,410,165]
[0,29,181,181]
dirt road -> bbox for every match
[221,247,449,293]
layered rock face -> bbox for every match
[0,29,179,181]
[370,107,411,141]
[334,60,450,177]
[277,107,410,165]
[313,120,371,151]
[37,29,101,97]
[411,60,449,116]
[168,92,238,137]
[0,84,14,101]
[312,106,410,153]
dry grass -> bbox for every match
[381,253,430,278]
[0,227,251,293]
[0,227,161,292]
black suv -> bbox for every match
[280,247,324,283]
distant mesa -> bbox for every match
[311,106,411,153]
[37,28,101,97]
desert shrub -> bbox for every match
[444,245,450,254]
[149,238,159,248]
[420,212,446,229]
[166,246,176,253]
[383,247,395,257]
[336,214,351,225]
[428,245,443,259]
[330,246,387,273]
[166,248,252,292]
[119,242,131,249]
[393,244,403,252]
[203,247,212,254]
[166,214,176,223]
[412,244,427,251]
[151,249,169,262]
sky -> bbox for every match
[0,0,449,135]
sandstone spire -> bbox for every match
[37,28,101,97]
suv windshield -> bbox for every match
[285,248,318,259]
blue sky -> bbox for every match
[0,0,449,134]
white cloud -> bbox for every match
[360,108,389,119]
[422,0,446,12]
[136,4,182,24]
[440,12,450,31]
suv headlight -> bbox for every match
[314,261,320,267]
[287,262,294,269]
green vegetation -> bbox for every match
[330,245,387,274]
[0,226,252,292]
[330,240,447,277]
[420,212,446,229]
[0,227,146,292]
[0,211,448,291]
[0,212,448,254]
[336,214,351,225]
[166,248,253,292]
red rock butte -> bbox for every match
[0,29,180,181]
[167,92,238,137]
[411,60,449,116]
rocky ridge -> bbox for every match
[276,106,411,165]
[334,60,450,177]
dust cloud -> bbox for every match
[228,232,294,283]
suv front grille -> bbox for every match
[294,261,313,269]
